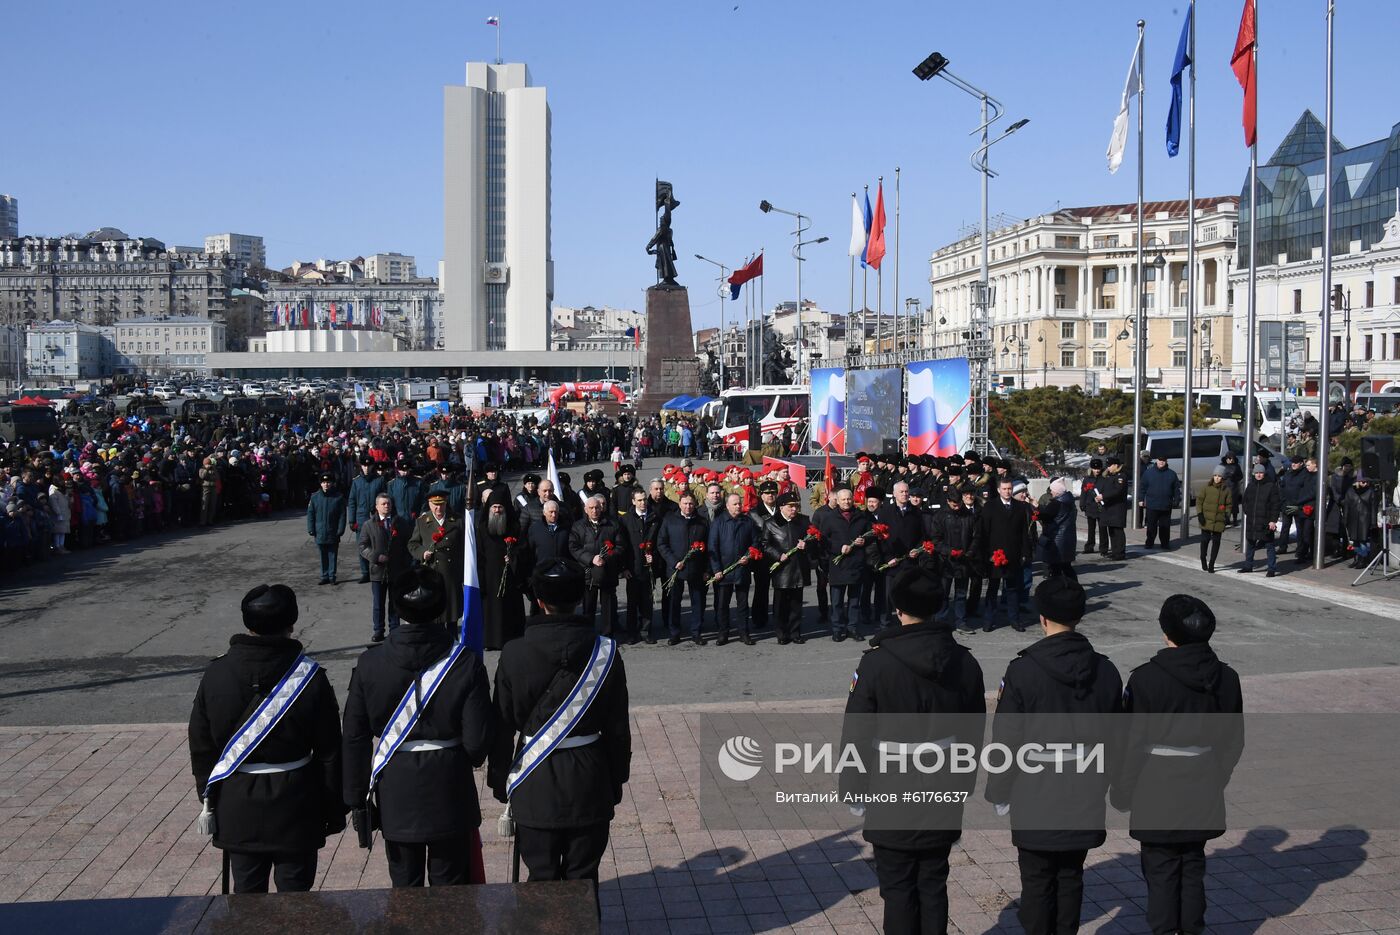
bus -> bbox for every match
[714,385,809,455]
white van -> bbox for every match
[1141,430,1289,499]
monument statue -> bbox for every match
[763,345,794,385]
[699,350,719,397]
[646,180,681,288]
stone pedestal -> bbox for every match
[638,285,700,414]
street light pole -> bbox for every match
[759,200,826,380]
[695,253,730,389]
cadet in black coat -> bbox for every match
[761,493,812,644]
[342,570,496,888]
[188,585,344,894]
[488,560,631,890]
[986,577,1123,935]
[1113,596,1244,935]
[840,574,985,935]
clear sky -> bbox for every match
[7,0,1394,331]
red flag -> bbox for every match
[329,302,338,326]
[866,182,887,270]
[1231,0,1257,147]
[727,253,764,298]
[634,325,641,349]
[824,450,833,494]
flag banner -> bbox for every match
[860,191,874,268]
[762,456,807,489]
[547,449,562,504]
[866,182,887,271]
[849,194,867,259]
[907,358,973,456]
[1166,5,1192,157]
[809,367,847,454]
[460,506,484,654]
[728,253,764,299]
[486,15,499,26]
[1107,33,1143,173]
[1231,0,1257,147]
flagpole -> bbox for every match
[849,190,856,354]
[1180,0,1197,540]
[1133,18,1146,531]
[759,247,765,384]
[862,184,869,360]
[1242,1,1259,551]
[1314,0,1335,569]
[895,167,902,359]
[876,175,884,355]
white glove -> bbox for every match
[994,803,1011,817]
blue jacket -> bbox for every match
[387,476,424,522]
[347,473,387,526]
[707,511,759,587]
[1139,464,1181,511]
[306,490,347,544]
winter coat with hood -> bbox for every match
[1196,481,1233,534]
[341,623,496,843]
[1112,642,1244,844]
[189,634,345,855]
[986,631,1123,851]
[1037,490,1077,564]
[840,619,986,851]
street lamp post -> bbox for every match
[695,254,730,389]
[914,51,1028,452]
[1131,238,1169,529]
[759,202,827,379]
[1333,285,1352,401]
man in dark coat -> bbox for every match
[762,492,812,644]
[306,473,348,585]
[567,493,630,638]
[1239,462,1282,576]
[875,481,927,628]
[407,491,465,626]
[1079,459,1104,555]
[189,585,344,894]
[748,481,781,636]
[707,493,759,645]
[526,499,572,566]
[358,492,414,642]
[816,487,874,642]
[619,487,661,644]
[388,458,425,522]
[1113,595,1244,935]
[840,573,985,935]
[348,456,388,582]
[976,477,1035,632]
[476,488,526,650]
[986,577,1123,935]
[1343,473,1381,568]
[1138,455,1181,549]
[1276,454,1309,555]
[930,485,979,633]
[1094,457,1129,560]
[342,569,496,887]
[656,491,711,644]
[488,560,631,889]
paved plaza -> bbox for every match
[2,472,1398,933]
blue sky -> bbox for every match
[7,0,1394,330]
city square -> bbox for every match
[4,1,1400,934]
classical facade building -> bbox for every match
[929,198,1239,391]
[0,230,261,335]
[263,280,444,351]
[443,62,552,351]
[1231,112,1400,394]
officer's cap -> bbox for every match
[776,491,800,507]
[390,568,447,625]
[1035,576,1087,625]
[319,473,335,483]
[241,584,299,635]
[1106,455,1123,467]
[531,558,587,608]
[889,570,945,620]
[426,490,447,503]
[1159,594,1216,644]
[759,481,779,494]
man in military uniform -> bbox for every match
[1095,456,1129,560]
[188,585,344,893]
[762,491,811,645]
[306,473,347,585]
[488,559,631,891]
[1080,459,1104,556]
[748,480,781,635]
[342,569,496,887]
[388,456,425,522]
[407,490,465,626]
[348,456,388,583]
[986,577,1122,935]
[841,573,985,935]
[1113,595,1244,935]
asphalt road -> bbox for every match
[2,470,1398,726]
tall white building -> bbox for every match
[205,233,266,269]
[363,252,417,282]
[443,62,552,351]
[0,196,17,239]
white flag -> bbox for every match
[1106,33,1143,174]
[547,447,562,504]
[848,194,866,258]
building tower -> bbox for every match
[443,62,553,351]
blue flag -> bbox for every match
[860,191,874,269]
[1166,5,1192,157]
[460,508,484,657]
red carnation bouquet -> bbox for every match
[499,536,519,596]
[770,526,821,572]
[665,541,706,590]
[432,527,446,544]
[991,548,1009,569]
[1302,504,1314,517]
[835,522,890,565]
[709,545,765,585]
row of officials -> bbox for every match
[189,562,1245,935]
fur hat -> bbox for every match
[241,584,299,635]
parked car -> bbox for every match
[1141,429,1288,500]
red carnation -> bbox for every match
[432,527,445,544]
[747,546,764,561]
[504,536,518,546]
[1302,504,1314,517]
[602,539,615,555]
[921,540,936,555]
[1084,481,1095,491]
[870,522,890,540]
[951,548,964,558]
[991,548,1009,568]
[691,540,706,552]
[806,525,821,540]
[639,541,652,552]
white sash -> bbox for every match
[203,655,320,798]
[367,642,466,798]
[506,635,617,797]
